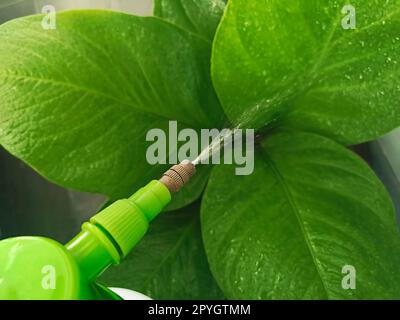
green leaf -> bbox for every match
[0,10,226,208]
[201,129,400,299]
[212,0,400,144]
[153,0,227,41]
[99,202,224,300]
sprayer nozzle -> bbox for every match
[159,160,196,193]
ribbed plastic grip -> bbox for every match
[89,180,171,258]
[90,199,148,258]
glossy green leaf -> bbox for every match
[153,0,227,41]
[212,0,400,144]
[99,202,224,300]
[201,129,400,299]
[0,10,226,208]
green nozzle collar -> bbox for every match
[90,180,171,258]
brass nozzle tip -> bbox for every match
[159,160,196,193]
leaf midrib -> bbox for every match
[291,1,399,110]
[274,1,400,130]
[260,148,330,299]
[0,73,197,129]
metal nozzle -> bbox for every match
[159,160,196,193]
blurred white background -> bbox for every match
[0,0,153,24]
[33,0,153,15]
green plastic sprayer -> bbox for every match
[0,161,196,300]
